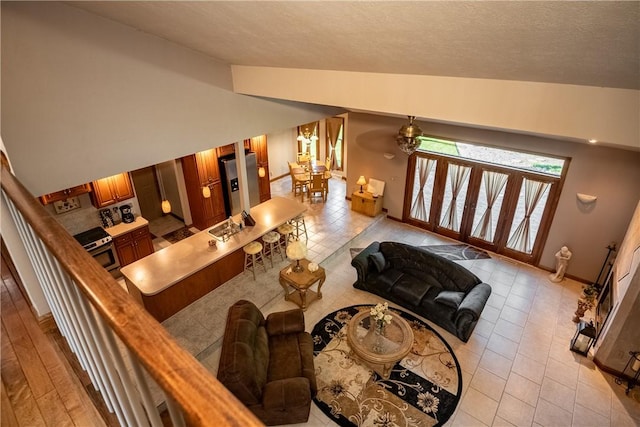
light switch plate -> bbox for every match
[53,197,81,214]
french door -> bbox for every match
[404,152,563,264]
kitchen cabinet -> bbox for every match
[351,191,383,217]
[39,184,92,205]
[114,225,154,267]
[181,151,227,230]
[248,135,271,203]
[91,172,135,208]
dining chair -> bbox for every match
[307,172,327,202]
[288,161,301,192]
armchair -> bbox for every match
[217,300,317,425]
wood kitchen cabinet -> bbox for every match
[181,150,227,230]
[39,184,92,205]
[351,191,384,217]
[248,135,271,203]
[114,226,154,267]
[91,172,135,208]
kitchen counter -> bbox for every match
[105,216,149,237]
[120,197,306,321]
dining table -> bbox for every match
[291,165,330,201]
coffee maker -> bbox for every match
[119,204,135,223]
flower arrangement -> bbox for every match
[370,302,393,333]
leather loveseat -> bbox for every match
[351,241,492,342]
[217,300,317,425]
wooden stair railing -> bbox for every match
[0,153,263,427]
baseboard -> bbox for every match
[38,313,58,334]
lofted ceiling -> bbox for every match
[68,1,639,91]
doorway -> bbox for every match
[130,166,163,221]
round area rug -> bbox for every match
[311,305,462,427]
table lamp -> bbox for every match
[356,176,367,193]
[286,239,308,272]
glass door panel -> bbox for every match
[409,157,437,223]
[470,170,509,243]
[506,177,551,254]
[438,163,471,233]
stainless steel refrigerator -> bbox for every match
[219,152,260,216]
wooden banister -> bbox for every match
[0,155,263,426]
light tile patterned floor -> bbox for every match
[169,175,640,426]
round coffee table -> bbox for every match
[347,309,414,379]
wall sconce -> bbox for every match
[577,193,597,204]
[202,177,214,199]
[356,176,367,193]
[258,167,266,178]
[161,200,172,214]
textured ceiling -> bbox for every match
[69,1,639,90]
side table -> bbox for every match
[351,191,383,217]
[278,259,326,310]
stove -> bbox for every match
[73,227,112,251]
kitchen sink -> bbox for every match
[208,221,241,242]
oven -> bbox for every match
[73,227,121,277]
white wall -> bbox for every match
[266,128,298,179]
[232,66,640,151]
[1,2,342,197]
[0,2,340,317]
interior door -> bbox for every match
[131,167,162,220]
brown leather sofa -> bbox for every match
[217,300,317,425]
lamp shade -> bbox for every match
[258,167,266,178]
[356,175,367,193]
[202,185,211,198]
[161,200,172,214]
[286,239,308,261]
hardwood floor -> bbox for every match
[0,255,108,427]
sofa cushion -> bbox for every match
[391,275,435,306]
[435,290,466,308]
[268,333,306,382]
[368,252,388,273]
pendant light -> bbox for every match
[156,165,172,214]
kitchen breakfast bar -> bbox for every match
[121,197,306,321]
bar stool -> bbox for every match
[277,223,295,250]
[289,214,308,241]
[262,231,284,268]
[243,241,266,280]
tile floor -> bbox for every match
[159,175,640,426]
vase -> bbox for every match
[364,315,386,354]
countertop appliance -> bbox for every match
[219,152,260,216]
[119,204,135,223]
[73,227,120,277]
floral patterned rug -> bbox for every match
[312,305,462,427]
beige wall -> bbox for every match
[1,2,342,197]
[233,66,640,151]
[346,113,640,282]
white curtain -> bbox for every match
[439,163,471,231]
[471,171,508,241]
[410,157,436,221]
[507,178,551,253]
